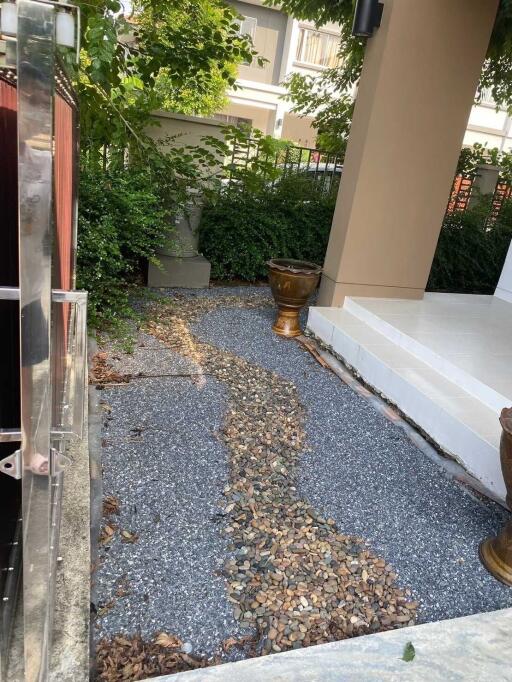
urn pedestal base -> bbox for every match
[479,523,512,586]
[267,259,322,339]
[479,407,512,586]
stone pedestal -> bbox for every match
[148,255,211,289]
[469,164,500,207]
[149,195,211,288]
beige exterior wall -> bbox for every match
[147,112,226,177]
[281,113,316,148]
[230,0,288,86]
[148,111,225,148]
[220,101,272,134]
[319,0,499,307]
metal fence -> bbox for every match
[226,138,343,194]
[447,172,512,223]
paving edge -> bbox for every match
[146,607,512,682]
[88,335,104,680]
[299,333,507,509]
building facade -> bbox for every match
[217,0,342,147]
[219,0,512,154]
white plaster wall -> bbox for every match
[495,240,512,303]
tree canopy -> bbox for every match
[75,0,260,160]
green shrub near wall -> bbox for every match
[77,165,169,327]
[198,175,337,280]
[428,198,512,294]
[199,177,512,294]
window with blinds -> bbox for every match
[295,27,340,68]
[237,16,257,41]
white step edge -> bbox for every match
[307,307,506,502]
[148,607,512,682]
[343,296,510,414]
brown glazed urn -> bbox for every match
[267,258,322,338]
[479,407,512,586]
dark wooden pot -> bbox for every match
[267,258,322,338]
[479,407,512,586]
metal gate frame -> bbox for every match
[0,2,84,680]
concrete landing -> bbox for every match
[148,608,512,681]
[308,294,512,503]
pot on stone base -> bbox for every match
[479,407,512,586]
[267,258,322,338]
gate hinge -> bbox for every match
[0,448,70,479]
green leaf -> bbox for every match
[402,642,415,662]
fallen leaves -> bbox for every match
[154,633,182,649]
[103,495,121,516]
[120,530,139,544]
[90,352,132,386]
[221,634,256,655]
[96,634,208,682]
[99,524,118,545]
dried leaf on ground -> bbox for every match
[96,634,208,681]
[154,633,182,649]
[115,577,131,598]
[120,530,139,544]
[97,599,115,617]
[99,524,118,545]
[103,495,121,516]
[90,352,132,386]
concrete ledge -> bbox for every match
[149,608,512,681]
[148,255,211,288]
[307,304,507,502]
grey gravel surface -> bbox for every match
[95,286,512,663]
[94,354,252,657]
[190,291,512,624]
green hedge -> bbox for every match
[199,177,512,295]
[77,165,169,327]
[428,199,512,294]
[198,175,336,280]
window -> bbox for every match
[237,16,257,41]
[213,114,252,127]
[295,27,340,68]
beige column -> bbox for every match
[319,0,499,306]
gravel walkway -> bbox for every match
[93,337,251,658]
[191,289,512,623]
[94,287,512,676]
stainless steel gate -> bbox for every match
[0,2,84,680]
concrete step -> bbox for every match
[148,608,512,682]
[344,296,510,413]
[307,306,505,502]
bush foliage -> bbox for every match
[199,174,512,295]
[77,165,170,327]
[198,174,337,280]
[428,198,512,294]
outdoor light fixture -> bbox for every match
[56,7,75,47]
[352,0,383,38]
[0,1,17,37]
[1,1,79,58]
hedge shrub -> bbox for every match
[428,198,512,294]
[200,175,512,295]
[77,165,169,327]
[198,174,337,280]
